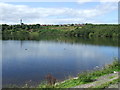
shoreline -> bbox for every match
[38,59,120,88]
[2,59,119,88]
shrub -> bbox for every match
[45,74,57,85]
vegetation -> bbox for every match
[38,58,120,88]
[2,24,119,39]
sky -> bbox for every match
[0,1,118,24]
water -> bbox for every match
[2,37,118,87]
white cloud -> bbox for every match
[0,2,118,24]
[77,0,119,4]
[83,2,117,17]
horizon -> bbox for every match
[1,23,119,25]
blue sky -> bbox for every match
[0,2,118,24]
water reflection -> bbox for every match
[2,37,118,87]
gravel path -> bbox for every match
[108,83,119,88]
[73,73,119,88]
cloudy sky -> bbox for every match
[0,1,118,24]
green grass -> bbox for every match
[38,58,120,88]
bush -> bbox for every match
[89,32,94,37]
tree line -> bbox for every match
[1,24,119,39]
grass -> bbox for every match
[38,58,120,88]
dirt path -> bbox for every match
[73,73,119,88]
[108,83,119,88]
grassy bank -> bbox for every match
[38,58,120,88]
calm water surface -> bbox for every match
[2,37,118,87]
